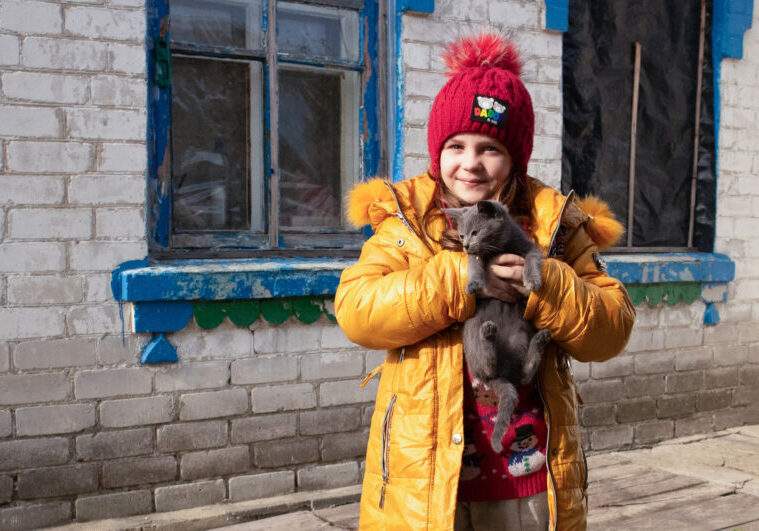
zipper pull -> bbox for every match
[395,210,414,233]
[379,481,387,509]
[361,363,383,387]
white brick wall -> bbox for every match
[0,2,150,522]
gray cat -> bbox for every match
[443,200,551,453]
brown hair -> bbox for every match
[421,172,532,251]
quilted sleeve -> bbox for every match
[335,229,476,351]
[523,226,635,363]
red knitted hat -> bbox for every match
[427,34,534,180]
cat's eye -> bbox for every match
[471,230,478,237]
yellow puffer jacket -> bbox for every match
[335,174,635,530]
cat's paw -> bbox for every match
[534,329,552,347]
[466,279,485,294]
[523,259,543,291]
[479,321,497,339]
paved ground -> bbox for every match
[215,426,759,530]
[53,425,759,530]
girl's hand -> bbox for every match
[478,254,530,303]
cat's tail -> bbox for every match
[577,196,624,249]
[488,380,519,454]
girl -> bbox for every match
[335,34,635,530]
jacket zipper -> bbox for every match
[547,189,575,255]
[537,374,558,531]
[379,347,405,509]
[379,393,397,509]
[382,180,419,237]
[381,180,438,256]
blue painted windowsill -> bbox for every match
[113,258,356,303]
[112,252,734,305]
[111,252,734,362]
[604,252,734,285]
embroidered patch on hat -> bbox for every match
[471,94,508,128]
[592,252,608,272]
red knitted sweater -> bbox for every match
[457,362,548,502]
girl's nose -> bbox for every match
[461,149,482,171]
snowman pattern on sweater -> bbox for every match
[507,424,546,477]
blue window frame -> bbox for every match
[147,0,382,257]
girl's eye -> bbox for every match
[484,145,499,152]
[447,143,463,150]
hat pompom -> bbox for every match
[443,33,522,78]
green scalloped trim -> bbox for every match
[192,297,335,329]
[194,301,226,330]
[626,282,701,307]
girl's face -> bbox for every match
[439,133,513,205]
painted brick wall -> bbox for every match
[1,0,758,529]
[0,1,152,527]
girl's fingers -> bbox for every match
[490,253,525,266]
[490,263,524,281]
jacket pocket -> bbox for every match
[379,393,397,509]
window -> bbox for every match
[561,0,716,252]
[147,0,382,257]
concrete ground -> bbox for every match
[52,425,759,530]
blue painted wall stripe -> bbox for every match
[400,0,433,13]
[544,0,569,32]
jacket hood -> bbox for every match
[346,177,398,229]
[346,174,623,250]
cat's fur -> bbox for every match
[444,200,551,453]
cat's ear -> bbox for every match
[441,207,468,219]
[476,200,506,218]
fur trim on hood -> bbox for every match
[346,177,395,228]
[576,196,624,249]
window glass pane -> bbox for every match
[277,2,359,63]
[561,0,703,247]
[172,56,264,232]
[171,0,264,51]
[278,68,359,230]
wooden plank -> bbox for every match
[314,502,360,528]
[587,463,650,483]
[592,492,759,531]
[589,482,735,527]
[589,470,705,510]
[220,511,331,530]
[587,452,634,469]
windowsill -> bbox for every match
[604,252,735,284]
[112,252,735,308]
[604,252,735,324]
[110,252,735,363]
[114,257,357,302]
